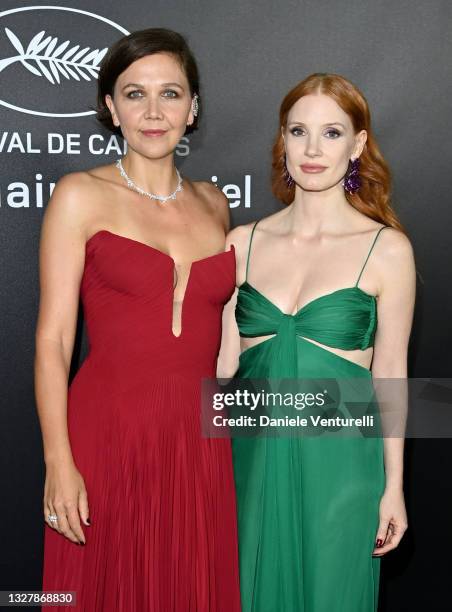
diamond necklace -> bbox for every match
[115,158,183,203]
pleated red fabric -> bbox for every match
[42,230,241,611]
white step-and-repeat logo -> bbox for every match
[0,6,252,208]
[0,6,128,117]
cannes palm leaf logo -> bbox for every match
[0,28,108,83]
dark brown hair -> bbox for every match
[95,28,200,136]
[272,73,404,232]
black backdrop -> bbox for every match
[1,1,451,610]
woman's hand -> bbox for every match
[44,458,90,545]
[372,486,408,556]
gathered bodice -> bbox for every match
[235,222,389,357]
[236,282,377,350]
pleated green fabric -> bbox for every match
[232,223,388,612]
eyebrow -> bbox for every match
[288,121,347,128]
[121,82,184,91]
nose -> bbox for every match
[144,95,163,120]
[304,134,322,158]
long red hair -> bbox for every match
[272,73,404,232]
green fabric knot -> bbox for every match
[275,314,298,376]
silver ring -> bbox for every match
[48,514,58,523]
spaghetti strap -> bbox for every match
[245,220,260,282]
[355,225,389,287]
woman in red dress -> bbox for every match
[35,28,241,611]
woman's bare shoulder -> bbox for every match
[51,163,116,198]
[44,165,117,238]
[227,206,288,245]
[375,227,415,276]
[46,171,93,219]
[225,221,257,253]
[363,225,416,301]
[370,224,414,260]
[190,179,228,209]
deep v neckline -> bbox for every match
[86,229,235,339]
[86,229,234,266]
[238,280,375,317]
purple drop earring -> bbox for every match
[343,157,361,194]
[283,155,295,188]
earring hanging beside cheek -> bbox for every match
[192,93,199,118]
[283,154,295,189]
[342,157,362,194]
[187,94,199,127]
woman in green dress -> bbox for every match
[217,73,416,611]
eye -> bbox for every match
[325,129,341,138]
[289,126,304,136]
[162,89,179,98]
[126,90,143,99]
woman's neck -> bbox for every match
[287,183,356,236]
[119,150,179,196]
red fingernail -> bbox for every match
[376,538,383,547]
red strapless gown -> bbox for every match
[42,230,241,612]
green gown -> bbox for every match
[232,222,388,612]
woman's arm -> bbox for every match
[34,172,92,543]
[216,224,251,379]
[370,228,416,555]
[217,286,240,379]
